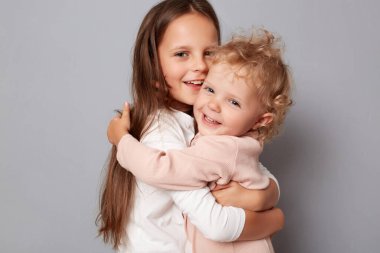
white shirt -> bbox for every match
[118,110,192,253]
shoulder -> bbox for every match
[152,109,192,131]
[234,135,262,153]
[192,135,238,152]
[194,135,232,143]
[142,109,181,136]
[142,109,194,150]
[194,135,262,153]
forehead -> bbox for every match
[208,62,251,84]
[207,62,257,94]
[161,13,218,47]
[209,62,259,95]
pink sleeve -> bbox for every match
[230,137,270,190]
[205,136,270,190]
[116,134,240,190]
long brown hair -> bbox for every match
[97,0,220,249]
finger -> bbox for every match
[110,116,120,122]
[212,184,230,191]
[107,123,114,143]
[121,102,130,119]
[114,109,122,116]
[228,181,239,186]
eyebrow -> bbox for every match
[169,44,216,52]
[170,46,190,50]
[206,79,246,102]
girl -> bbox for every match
[98,1,283,252]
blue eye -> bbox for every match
[230,99,240,108]
[204,86,214,93]
[175,52,188,57]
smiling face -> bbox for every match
[194,62,267,137]
[158,12,218,111]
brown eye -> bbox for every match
[204,50,214,57]
[175,52,188,57]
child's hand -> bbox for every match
[107,102,131,146]
[211,180,278,211]
[211,181,245,207]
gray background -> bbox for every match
[1,0,379,252]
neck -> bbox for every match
[169,100,193,114]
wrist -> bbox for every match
[116,131,128,146]
[241,190,263,212]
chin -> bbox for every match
[198,129,217,136]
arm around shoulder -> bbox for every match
[116,134,241,190]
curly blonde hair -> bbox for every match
[212,29,293,142]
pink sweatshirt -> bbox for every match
[117,133,274,253]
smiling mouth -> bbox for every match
[203,113,221,125]
[184,80,204,87]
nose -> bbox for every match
[207,97,221,112]
[192,55,207,72]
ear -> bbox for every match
[252,113,274,130]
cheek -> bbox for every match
[160,58,177,76]
[204,60,212,72]
[240,115,257,131]
[194,94,206,107]
[166,67,183,83]
[227,111,246,125]
[162,68,178,87]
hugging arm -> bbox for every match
[238,208,284,241]
[117,134,268,191]
[212,179,279,212]
[171,187,284,242]
[211,163,283,240]
[212,162,280,212]
[117,134,231,190]
[170,188,245,242]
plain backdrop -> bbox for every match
[1,0,379,252]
